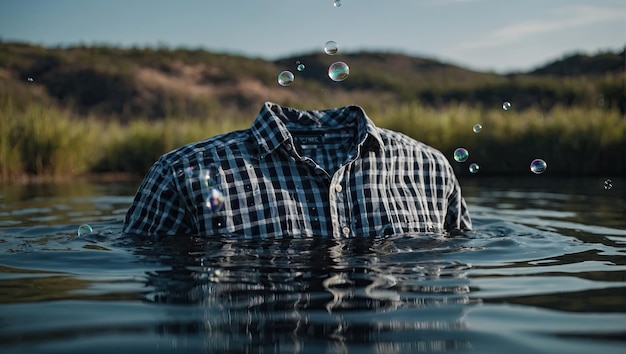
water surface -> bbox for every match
[0,177,624,353]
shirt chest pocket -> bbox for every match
[360,180,443,235]
[215,185,308,237]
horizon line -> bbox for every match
[2,38,624,75]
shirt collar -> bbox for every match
[250,102,384,158]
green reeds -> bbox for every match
[1,97,624,182]
[1,98,97,180]
[375,102,625,176]
[0,96,247,181]
[93,117,248,174]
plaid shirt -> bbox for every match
[123,102,471,237]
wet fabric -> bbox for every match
[123,102,471,237]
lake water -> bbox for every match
[0,177,624,353]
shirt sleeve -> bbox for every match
[123,159,193,236]
[444,168,472,232]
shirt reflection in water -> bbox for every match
[138,235,475,353]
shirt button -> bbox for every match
[284,143,293,151]
[334,184,343,192]
[342,227,350,236]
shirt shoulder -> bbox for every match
[157,129,253,168]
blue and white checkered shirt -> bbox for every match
[123,102,471,237]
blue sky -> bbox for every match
[0,0,624,73]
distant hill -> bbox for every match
[530,49,625,76]
[0,41,623,120]
[275,51,502,91]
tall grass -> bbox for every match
[0,97,97,179]
[375,102,625,176]
[93,117,248,174]
[1,97,624,182]
[0,96,247,181]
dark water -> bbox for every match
[0,177,624,354]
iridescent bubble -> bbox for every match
[453,148,469,163]
[324,41,338,55]
[198,165,219,188]
[469,163,480,173]
[19,241,33,253]
[604,179,613,190]
[205,188,225,211]
[77,224,93,236]
[209,165,220,184]
[597,97,605,107]
[472,124,482,133]
[530,159,547,174]
[333,0,342,7]
[184,166,196,178]
[199,170,211,187]
[277,70,294,86]
[328,61,349,82]
[502,101,512,111]
[297,63,305,72]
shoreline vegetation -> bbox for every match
[1,42,624,183]
[2,96,623,183]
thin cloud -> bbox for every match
[462,4,625,49]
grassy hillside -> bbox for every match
[530,50,625,76]
[0,41,624,181]
[1,41,623,118]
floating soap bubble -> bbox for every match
[472,124,482,133]
[208,165,219,186]
[77,224,93,236]
[198,170,211,187]
[604,179,612,190]
[328,61,349,81]
[453,148,469,163]
[277,71,294,86]
[297,63,305,71]
[333,0,342,7]
[530,159,547,174]
[205,188,225,211]
[469,163,480,173]
[324,41,338,55]
[183,166,196,178]
[195,165,219,190]
[597,97,605,107]
[19,241,34,253]
[502,101,511,111]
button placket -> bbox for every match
[330,168,350,237]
